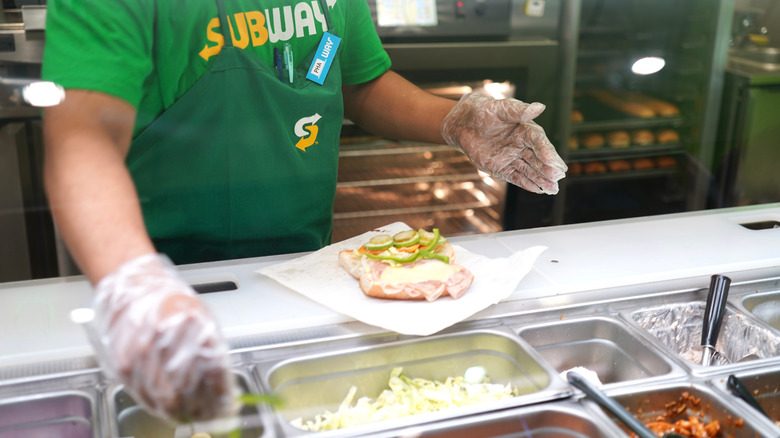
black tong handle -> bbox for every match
[727,375,770,418]
[567,372,657,438]
[702,274,731,348]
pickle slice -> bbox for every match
[364,234,393,251]
[392,230,420,247]
[418,229,436,246]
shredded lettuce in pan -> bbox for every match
[290,367,518,431]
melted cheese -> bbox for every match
[379,261,459,284]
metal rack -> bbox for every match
[551,0,734,225]
[332,139,506,242]
[334,0,570,239]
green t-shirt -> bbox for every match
[42,0,391,136]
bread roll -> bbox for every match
[607,159,631,172]
[569,134,579,150]
[631,129,655,145]
[618,91,680,116]
[590,89,655,118]
[655,129,680,144]
[584,161,607,174]
[655,156,677,168]
[571,109,584,123]
[632,157,654,170]
[568,162,582,175]
[607,130,630,148]
[581,132,605,149]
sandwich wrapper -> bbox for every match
[257,222,547,336]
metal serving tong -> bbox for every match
[567,372,685,438]
[700,274,731,366]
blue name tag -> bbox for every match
[306,32,340,85]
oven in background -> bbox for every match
[333,0,572,240]
[333,82,511,242]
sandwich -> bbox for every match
[339,228,474,302]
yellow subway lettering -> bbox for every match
[230,13,250,49]
[245,11,268,46]
[198,1,331,60]
[198,17,224,61]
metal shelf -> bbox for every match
[566,167,679,184]
[571,117,686,132]
[334,139,507,240]
[568,143,686,161]
[332,207,503,243]
[570,96,687,132]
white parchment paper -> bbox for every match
[257,223,547,336]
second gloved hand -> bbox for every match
[90,253,239,422]
[441,92,567,194]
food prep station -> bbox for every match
[1,203,779,437]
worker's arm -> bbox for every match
[342,70,567,194]
[42,89,238,421]
[342,70,456,144]
[43,89,155,284]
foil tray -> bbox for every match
[630,301,780,371]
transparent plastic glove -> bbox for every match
[441,92,568,194]
[90,253,239,422]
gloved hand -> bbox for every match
[441,92,567,194]
[89,253,239,422]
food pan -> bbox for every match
[712,368,780,434]
[586,382,772,438]
[371,400,623,438]
[630,301,780,371]
[253,328,569,437]
[0,369,102,438]
[741,292,780,331]
[0,391,95,438]
[109,370,265,438]
[516,316,684,386]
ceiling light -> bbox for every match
[631,56,665,75]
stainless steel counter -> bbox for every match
[1,203,779,368]
[726,46,780,82]
[0,203,779,436]
[0,29,44,67]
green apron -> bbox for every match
[127,0,342,265]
